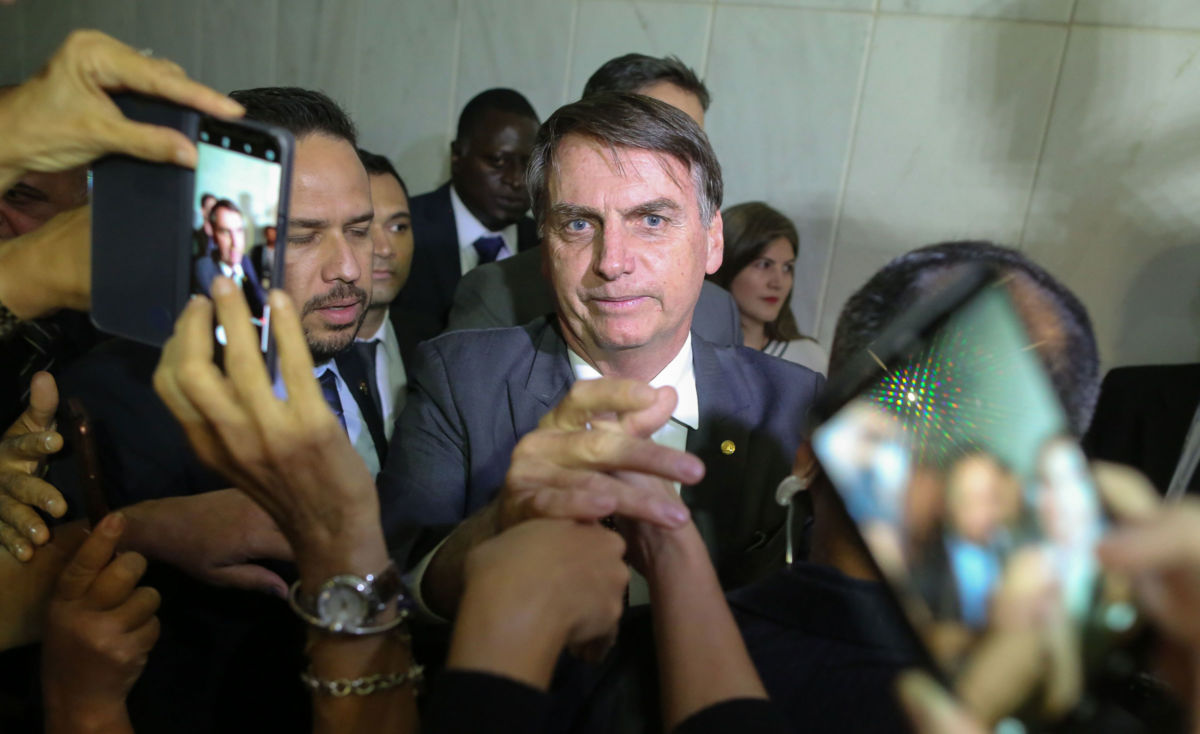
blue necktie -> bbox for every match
[318,368,347,433]
[472,235,506,265]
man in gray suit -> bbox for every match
[380,93,822,617]
[442,54,746,345]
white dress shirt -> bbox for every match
[569,335,699,604]
[273,360,381,477]
[358,310,408,436]
[450,184,517,273]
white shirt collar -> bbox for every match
[359,309,391,344]
[566,335,699,430]
[449,184,517,271]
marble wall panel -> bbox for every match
[1075,1,1200,32]
[820,15,1065,345]
[568,1,712,101]
[879,0,1073,22]
[276,0,363,112]
[1022,27,1200,368]
[455,0,576,118]
[135,0,203,76]
[719,0,876,12]
[199,0,279,94]
[354,0,460,193]
[0,5,27,81]
[707,5,872,340]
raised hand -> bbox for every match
[0,372,67,560]
[42,512,160,734]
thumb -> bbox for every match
[26,372,59,431]
[896,671,987,734]
[206,563,288,599]
[620,385,678,439]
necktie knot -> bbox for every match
[472,235,506,265]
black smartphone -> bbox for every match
[91,94,293,375]
[809,265,1140,730]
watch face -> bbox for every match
[317,584,369,630]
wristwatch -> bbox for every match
[288,560,412,635]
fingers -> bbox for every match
[87,33,243,120]
[267,290,323,414]
[1097,502,1200,573]
[99,116,198,169]
[23,371,58,433]
[1,429,63,461]
[896,671,988,734]
[154,297,217,429]
[0,492,52,546]
[87,550,149,610]
[111,586,162,631]
[540,379,659,431]
[205,563,288,599]
[516,430,704,486]
[55,512,124,601]
[1093,462,1160,521]
[210,278,278,419]
[2,473,66,518]
[0,523,31,562]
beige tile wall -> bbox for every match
[3,0,1198,369]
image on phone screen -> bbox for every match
[811,282,1136,715]
[193,122,284,354]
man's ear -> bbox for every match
[450,140,464,173]
[704,209,723,275]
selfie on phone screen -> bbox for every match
[813,279,1138,725]
[192,124,284,353]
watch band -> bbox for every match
[288,560,412,635]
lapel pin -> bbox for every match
[720,440,736,456]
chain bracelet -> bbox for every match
[301,662,424,697]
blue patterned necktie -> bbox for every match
[472,235,506,265]
[318,368,347,432]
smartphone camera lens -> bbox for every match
[221,136,230,148]
[200,131,210,142]
[266,150,276,161]
[243,143,252,154]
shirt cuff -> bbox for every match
[405,535,451,624]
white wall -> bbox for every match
[4,0,1199,370]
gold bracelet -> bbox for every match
[300,661,424,697]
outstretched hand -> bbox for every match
[0,29,242,181]
[153,277,381,573]
[42,512,160,734]
[0,371,67,561]
[499,378,702,530]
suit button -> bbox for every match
[720,440,736,455]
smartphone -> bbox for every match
[809,265,1139,730]
[91,94,293,374]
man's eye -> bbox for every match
[348,227,370,239]
[565,219,589,232]
[289,234,316,245]
[388,222,409,235]
[783,263,795,274]
[644,214,664,228]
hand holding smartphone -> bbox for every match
[810,266,1142,730]
[90,94,293,377]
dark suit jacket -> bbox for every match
[445,246,744,347]
[378,316,822,589]
[1084,363,1200,495]
[192,252,267,315]
[392,182,540,332]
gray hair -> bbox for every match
[526,93,722,231]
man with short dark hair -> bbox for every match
[382,93,821,616]
[42,86,383,731]
[445,54,740,344]
[391,88,541,330]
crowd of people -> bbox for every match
[1,27,1199,734]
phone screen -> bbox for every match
[193,119,284,355]
[812,281,1135,721]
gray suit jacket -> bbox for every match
[378,316,822,590]
[445,246,744,347]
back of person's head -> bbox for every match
[527,92,722,230]
[582,53,711,112]
[356,148,409,198]
[455,88,538,143]
[830,241,1100,435]
[710,201,803,341]
[229,87,357,146]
